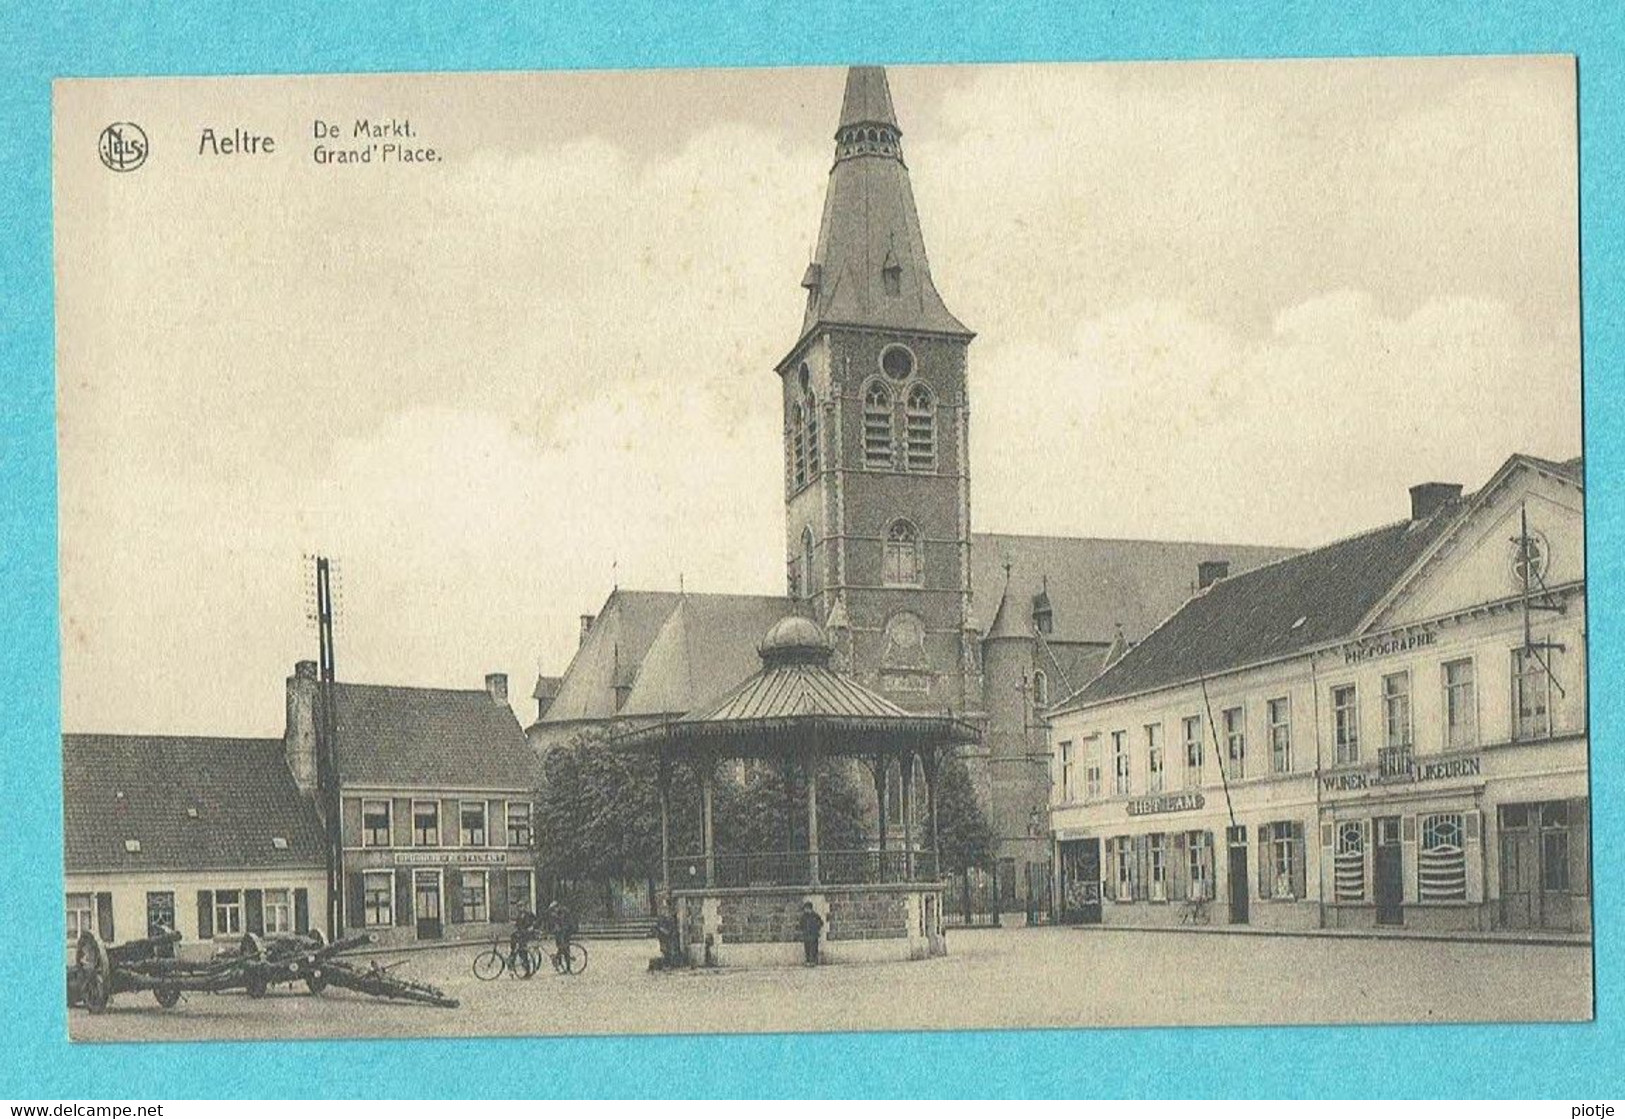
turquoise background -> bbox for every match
[2,0,1619,1099]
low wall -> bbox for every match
[674,883,947,967]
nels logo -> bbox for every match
[97,122,148,172]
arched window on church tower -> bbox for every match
[905,383,935,472]
[1033,670,1049,708]
[883,519,922,586]
[863,381,894,469]
[801,527,816,599]
[790,400,808,490]
[804,391,820,478]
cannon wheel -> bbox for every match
[303,928,328,994]
[154,986,181,1009]
[240,932,269,997]
[75,931,112,1014]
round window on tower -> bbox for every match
[880,344,915,381]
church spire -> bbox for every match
[795,66,971,343]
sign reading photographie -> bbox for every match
[1342,629,1437,665]
[1127,792,1206,816]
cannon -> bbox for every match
[69,926,457,1011]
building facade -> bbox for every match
[1047,455,1588,934]
[284,663,541,946]
[63,734,328,960]
[533,68,1296,911]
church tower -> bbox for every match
[777,66,978,713]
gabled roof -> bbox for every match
[970,532,1299,645]
[1056,453,1585,710]
[63,735,326,874]
[331,683,534,790]
[532,674,562,702]
[539,589,793,724]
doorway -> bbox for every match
[1059,838,1102,924]
[1226,826,1249,925]
[414,870,443,940]
[1374,816,1404,926]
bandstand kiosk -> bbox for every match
[618,616,977,966]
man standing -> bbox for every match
[798,900,824,966]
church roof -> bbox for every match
[969,532,1299,646]
[792,66,970,349]
[538,589,794,725]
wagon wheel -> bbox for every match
[154,986,181,1009]
[75,931,112,1014]
[305,969,328,995]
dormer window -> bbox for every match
[123,838,141,853]
[883,259,902,296]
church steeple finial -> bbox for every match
[838,66,899,132]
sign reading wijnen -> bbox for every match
[1342,629,1436,665]
[1321,756,1482,793]
[391,851,509,866]
[1127,792,1205,817]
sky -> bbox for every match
[53,56,1581,736]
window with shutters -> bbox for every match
[1148,833,1169,901]
[905,383,935,472]
[1443,658,1477,749]
[507,801,533,848]
[1541,801,1570,892]
[263,888,293,934]
[1332,684,1360,765]
[1058,740,1075,803]
[1223,706,1246,780]
[1382,671,1412,749]
[1111,730,1130,795]
[882,520,921,586]
[213,889,243,936]
[146,891,175,937]
[461,871,489,922]
[66,893,93,941]
[1085,739,1102,800]
[863,381,894,469]
[1419,813,1467,900]
[362,798,391,847]
[1110,836,1134,902]
[1268,697,1292,773]
[507,869,535,918]
[363,871,393,927]
[412,800,439,846]
[1186,831,1212,901]
[1263,822,1303,900]
[1182,715,1203,788]
[460,802,487,847]
[1334,821,1366,902]
[1146,723,1165,793]
[1511,646,1552,740]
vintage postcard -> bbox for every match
[53,57,1588,1041]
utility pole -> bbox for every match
[309,555,343,937]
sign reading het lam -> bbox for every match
[1127,792,1205,817]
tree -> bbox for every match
[932,753,995,873]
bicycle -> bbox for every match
[472,938,541,980]
[525,938,588,976]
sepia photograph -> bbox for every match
[52,55,1588,1042]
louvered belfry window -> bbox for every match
[804,392,820,478]
[863,382,894,468]
[905,383,935,472]
[790,400,808,489]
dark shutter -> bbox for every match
[1170,832,1188,902]
[392,798,412,847]
[96,892,115,942]
[245,889,265,935]
[444,799,461,847]
[1291,823,1307,900]
[342,798,363,847]
[294,888,310,934]
[395,869,413,927]
[197,890,214,940]
[1132,835,1148,902]
[1571,798,1590,897]
[1258,823,1273,899]
[491,868,510,924]
[445,867,463,922]
[347,872,367,931]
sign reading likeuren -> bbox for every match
[1127,792,1206,816]
[1321,756,1482,793]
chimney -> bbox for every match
[1197,560,1230,590]
[579,614,596,647]
[1409,482,1463,521]
[485,672,509,706]
[284,661,320,796]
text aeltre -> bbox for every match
[199,128,277,155]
